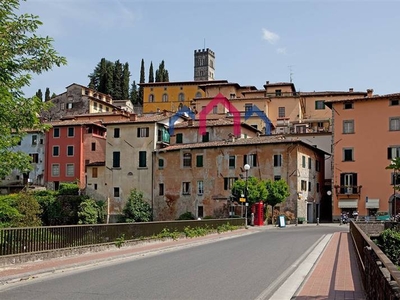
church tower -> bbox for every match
[194,48,215,81]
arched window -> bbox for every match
[195,92,202,98]
[162,93,168,102]
[183,153,192,167]
[148,94,154,102]
[178,93,185,102]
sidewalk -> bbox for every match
[293,231,365,300]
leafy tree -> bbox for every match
[13,191,42,227]
[155,60,169,82]
[130,80,138,105]
[45,87,50,101]
[51,92,57,99]
[148,61,154,83]
[121,62,130,99]
[0,194,21,227]
[35,89,43,101]
[138,59,145,105]
[78,198,100,224]
[386,157,400,191]
[232,177,268,207]
[0,0,66,178]
[121,189,152,222]
[34,189,61,226]
[264,179,290,208]
[113,60,123,99]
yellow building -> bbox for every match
[140,80,227,113]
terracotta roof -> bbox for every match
[139,80,228,87]
[299,91,367,96]
[86,161,105,166]
[102,112,185,125]
[264,82,293,86]
[173,118,262,132]
[324,92,400,108]
[46,119,106,128]
[158,135,329,155]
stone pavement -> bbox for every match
[0,224,366,299]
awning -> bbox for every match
[366,198,380,209]
[338,199,358,208]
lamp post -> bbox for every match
[393,162,397,217]
[244,164,250,227]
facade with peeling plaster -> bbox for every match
[152,136,327,222]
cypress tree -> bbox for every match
[35,89,43,101]
[138,59,145,105]
[113,60,123,99]
[122,63,130,99]
[155,60,169,82]
[149,62,154,83]
[45,87,50,101]
[130,80,138,105]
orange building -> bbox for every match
[325,91,400,220]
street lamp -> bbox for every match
[392,161,397,217]
[244,164,250,227]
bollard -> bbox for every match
[316,217,319,226]
[295,217,298,226]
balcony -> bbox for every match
[334,185,362,196]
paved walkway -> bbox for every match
[293,231,365,300]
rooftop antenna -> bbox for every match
[288,65,294,83]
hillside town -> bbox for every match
[1,47,399,224]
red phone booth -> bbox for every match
[251,201,264,226]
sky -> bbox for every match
[18,0,400,97]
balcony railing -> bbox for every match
[334,185,362,195]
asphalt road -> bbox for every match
[0,225,348,300]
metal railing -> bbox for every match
[0,219,244,256]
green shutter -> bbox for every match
[196,155,203,167]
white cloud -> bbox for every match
[262,28,280,44]
[276,47,287,55]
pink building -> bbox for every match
[326,91,400,220]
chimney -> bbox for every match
[228,133,235,142]
[129,113,137,121]
[163,110,167,116]
[367,89,374,97]
[266,81,270,85]
[188,119,194,126]
[349,88,354,93]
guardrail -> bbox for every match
[350,221,400,299]
[0,219,245,256]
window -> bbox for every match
[195,92,202,98]
[157,158,164,169]
[137,127,149,137]
[301,180,307,191]
[114,128,120,138]
[315,100,325,110]
[91,142,96,151]
[224,177,238,190]
[274,175,281,181]
[197,181,204,195]
[60,103,65,110]
[114,187,120,197]
[316,160,320,172]
[343,148,354,161]
[302,156,306,168]
[149,94,154,102]
[183,153,192,167]
[196,155,203,167]
[230,93,236,99]
[94,184,97,190]
[67,103,73,109]
[212,105,218,114]
[176,133,183,144]
[274,154,282,167]
[229,156,236,169]
[343,102,353,109]
[278,107,285,118]
[178,93,185,102]
[388,146,400,159]
[202,132,210,142]
[340,173,357,194]
[245,104,252,112]
[343,120,354,134]
[390,99,399,106]
[275,89,282,96]
[99,104,103,111]
[389,117,400,131]
[159,183,164,196]
[182,182,191,195]
[32,135,38,145]
[113,151,120,168]
[68,127,74,137]
[308,157,312,169]
[94,102,98,110]
[308,181,311,192]
[29,153,39,163]
[92,167,98,178]
[162,93,168,102]
[198,206,204,218]
[139,151,147,168]
[51,164,60,177]
[244,154,257,167]
[66,164,74,177]
[53,128,60,138]
[67,145,74,156]
[316,183,320,193]
[53,146,59,156]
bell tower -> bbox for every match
[194,48,215,81]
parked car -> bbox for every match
[376,211,390,221]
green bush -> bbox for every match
[120,189,152,223]
[58,182,80,195]
[177,212,195,220]
[375,229,400,266]
[202,216,214,219]
[78,198,100,224]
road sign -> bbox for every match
[239,197,246,202]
